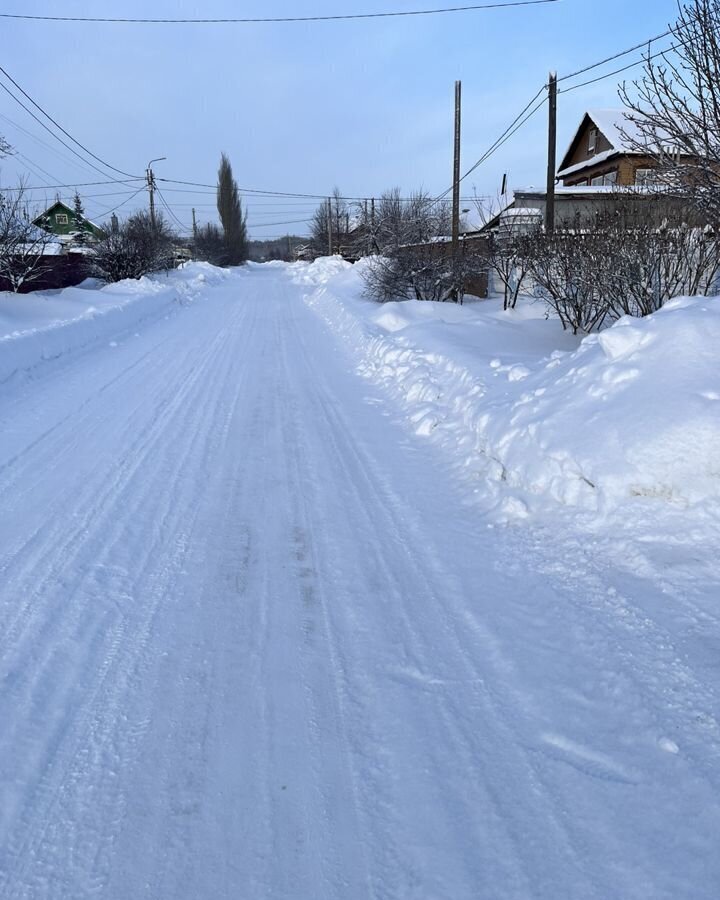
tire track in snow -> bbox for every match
[0,298,250,897]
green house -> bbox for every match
[33,200,105,242]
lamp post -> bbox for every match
[146,156,166,228]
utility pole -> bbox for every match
[191,207,197,240]
[545,72,558,235]
[146,156,166,230]
[146,168,156,228]
[327,197,333,256]
[451,80,462,254]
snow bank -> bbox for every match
[0,262,231,385]
[299,257,720,519]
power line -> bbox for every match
[559,42,678,95]
[0,111,119,182]
[155,185,193,233]
[0,63,140,179]
[434,85,547,201]
[248,218,315,229]
[90,186,147,219]
[556,29,674,84]
[0,2,560,26]
[0,80,125,181]
[8,179,144,191]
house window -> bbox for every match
[55,213,68,224]
[635,167,657,186]
[588,128,598,154]
[603,170,618,185]
[591,175,604,186]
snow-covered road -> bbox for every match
[1,265,718,899]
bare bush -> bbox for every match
[361,191,487,303]
[93,211,176,283]
[193,223,227,266]
[0,186,54,292]
[520,197,720,333]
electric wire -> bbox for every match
[155,185,193,233]
[0,78,138,182]
[0,63,141,179]
[0,2,560,26]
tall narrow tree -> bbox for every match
[217,153,248,265]
[73,191,88,246]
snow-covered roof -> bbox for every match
[586,109,646,152]
[557,148,621,179]
[557,109,650,178]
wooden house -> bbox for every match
[557,109,691,188]
[33,200,104,243]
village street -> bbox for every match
[0,264,718,899]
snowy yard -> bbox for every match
[0,261,718,899]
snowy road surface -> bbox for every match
[1,265,718,899]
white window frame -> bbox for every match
[588,128,597,154]
[55,213,69,224]
[635,167,657,186]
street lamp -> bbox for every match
[146,157,167,228]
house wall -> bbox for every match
[563,117,613,170]
[36,204,104,239]
[563,155,656,188]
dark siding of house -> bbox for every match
[562,117,614,171]
[0,254,90,294]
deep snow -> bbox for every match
[0,262,718,899]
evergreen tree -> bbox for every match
[216,153,248,265]
[73,191,88,245]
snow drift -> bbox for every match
[299,257,720,518]
[0,262,231,386]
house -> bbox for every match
[33,200,105,244]
[556,109,690,188]
[468,107,702,242]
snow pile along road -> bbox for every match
[300,258,720,520]
[0,262,232,386]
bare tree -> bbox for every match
[620,0,720,221]
[0,185,53,292]
[308,188,356,258]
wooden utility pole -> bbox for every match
[451,80,462,254]
[191,207,197,240]
[326,197,333,255]
[545,72,558,235]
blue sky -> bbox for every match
[0,0,683,237]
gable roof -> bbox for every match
[557,109,647,177]
[33,200,102,232]
[33,200,74,222]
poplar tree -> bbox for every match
[217,153,248,265]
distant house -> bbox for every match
[33,200,104,244]
[556,109,691,188]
